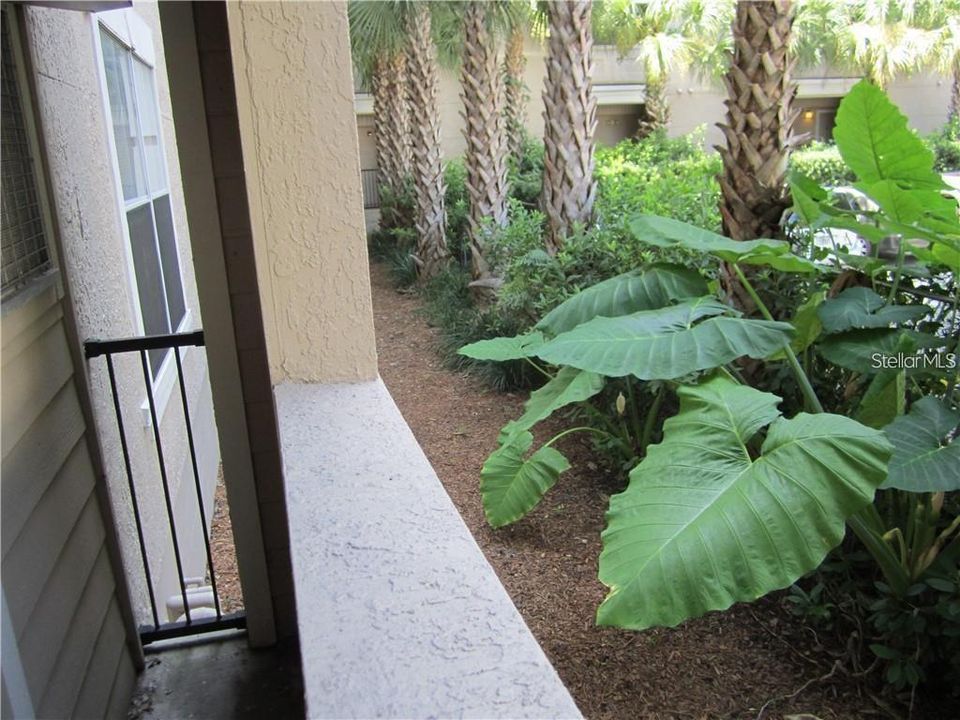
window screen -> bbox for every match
[1,10,51,299]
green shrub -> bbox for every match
[418,267,540,390]
[445,139,547,273]
[378,178,416,232]
[444,159,471,266]
[927,117,960,173]
[507,135,545,209]
[791,141,856,186]
[594,129,722,232]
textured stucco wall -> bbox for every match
[24,1,220,625]
[227,0,378,384]
[887,71,952,135]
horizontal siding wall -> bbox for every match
[1,282,135,719]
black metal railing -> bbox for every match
[360,168,380,210]
[85,330,245,644]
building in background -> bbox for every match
[354,38,951,216]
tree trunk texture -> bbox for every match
[373,51,411,231]
[406,3,449,279]
[950,59,959,124]
[717,0,798,243]
[636,73,670,138]
[503,29,529,161]
[461,2,509,282]
[541,0,598,255]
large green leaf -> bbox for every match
[789,171,829,227]
[818,328,948,375]
[459,265,707,362]
[533,298,794,380]
[597,376,891,630]
[459,330,545,361]
[857,370,905,430]
[833,80,943,191]
[499,367,605,443]
[480,431,570,528]
[882,397,960,492]
[536,264,707,337]
[630,215,787,257]
[629,215,817,272]
[818,287,929,334]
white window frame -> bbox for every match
[92,10,191,425]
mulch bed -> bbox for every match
[368,261,937,720]
[210,472,244,614]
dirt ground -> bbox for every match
[209,473,244,614]
[368,261,944,720]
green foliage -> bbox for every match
[460,266,711,362]
[499,367,606,444]
[630,214,817,272]
[928,117,960,173]
[368,183,418,289]
[598,375,890,630]
[444,159,470,265]
[883,397,960,492]
[378,177,416,232]
[790,141,856,187]
[535,264,707,336]
[817,287,929,333]
[480,431,571,529]
[535,299,795,381]
[868,574,960,693]
[456,80,959,698]
[418,268,539,391]
[594,130,722,232]
[507,135,544,209]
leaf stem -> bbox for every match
[885,234,906,306]
[524,356,553,380]
[732,263,825,414]
[848,506,910,597]
[639,386,665,456]
[543,425,619,450]
[625,376,644,445]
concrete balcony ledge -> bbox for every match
[275,379,581,719]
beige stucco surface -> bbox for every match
[228,0,378,384]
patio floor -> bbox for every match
[128,631,304,720]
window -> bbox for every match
[1,8,51,300]
[100,27,185,376]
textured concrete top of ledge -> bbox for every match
[275,379,581,720]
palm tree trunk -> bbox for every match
[406,3,449,279]
[373,50,411,231]
[950,58,960,124]
[504,29,528,162]
[717,0,798,243]
[636,72,670,138]
[541,0,598,255]
[461,2,509,282]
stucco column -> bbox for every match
[227,0,377,384]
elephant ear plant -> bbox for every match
[459,80,959,640]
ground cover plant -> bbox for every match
[459,80,959,704]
